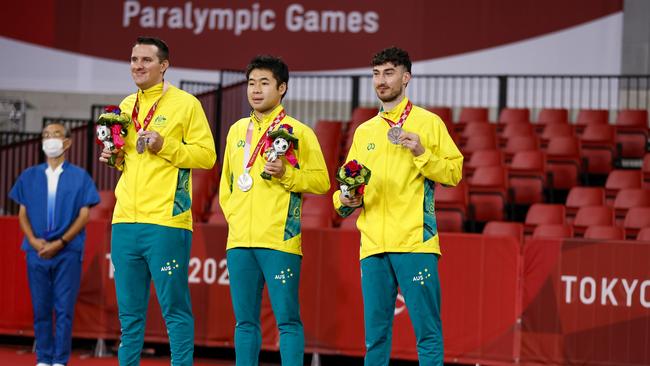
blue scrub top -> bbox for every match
[9,161,100,254]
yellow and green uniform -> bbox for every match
[333,97,463,366]
[112,81,216,366]
[219,104,330,254]
[333,97,463,258]
[114,82,217,230]
[219,104,329,366]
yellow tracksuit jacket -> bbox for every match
[219,105,330,255]
[113,82,217,231]
[333,97,463,259]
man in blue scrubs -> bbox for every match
[9,121,100,366]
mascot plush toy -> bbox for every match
[260,124,298,180]
[96,105,130,166]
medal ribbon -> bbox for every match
[131,81,170,132]
[243,109,287,171]
[381,101,413,128]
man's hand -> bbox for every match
[399,131,425,156]
[99,147,124,167]
[38,240,64,259]
[340,192,363,208]
[264,158,285,178]
[29,237,47,252]
[140,130,164,154]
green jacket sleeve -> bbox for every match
[277,126,330,194]
[157,97,217,169]
[412,115,464,186]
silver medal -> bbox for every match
[136,136,147,154]
[387,126,402,144]
[237,172,253,192]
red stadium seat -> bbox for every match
[540,123,575,148]
[458,107,489,123]
[500,123,535,145]
[508,150,546,204]
[461,121,497,144]
[532,224,573,239]
[483,221,524,244]
[580,124,616,174]
[351,107,378,124]
[545,136,582,190]
[605,169,643,205]
[641,153,650,188]
[499,108,530,124]
[537,108,569,125]
[573,206,615,237]
[465,149,504,178]
[623,207,650,239]
[637,227,650,241]
[503,135,539,162]
[565,187,605,224]
[583,225,625,240]
[461,135,498,159]
[576,109,609,134]
[525,203,566,235]
[435,181,469,232]
[469,166,509,222]
[615,109,648,158]
[613,188,650,225]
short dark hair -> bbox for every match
[43,121,71,138]
[135,36,169,62]
[372,47,411,73]
[245,55,289,98]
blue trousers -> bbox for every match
[226,248,304,366]
[26,249,82,365]
[361,253,443,366]
[111,223,194,366]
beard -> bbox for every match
[376,86,403,103]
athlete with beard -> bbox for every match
[333,47,463,365]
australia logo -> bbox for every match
[153,115,167,126]
[413,268,432,285]
[161,259,180,276]
[274,267,295,285]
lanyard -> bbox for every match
[381,101,413,128]
[242,109,286,171]
[131,81,170,132]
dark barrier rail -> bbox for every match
[0,132,41,215]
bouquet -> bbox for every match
[260,123,299,180]
[96,105,130,167]
[336,160,371,198]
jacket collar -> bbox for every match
[379,96,410,123]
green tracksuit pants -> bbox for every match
[111,223,194,366]
[226,248,304,366]
[361,253,443,366]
